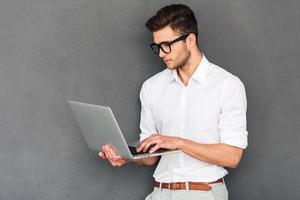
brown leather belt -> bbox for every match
[154,178,223,191]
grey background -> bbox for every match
[0,0,299,199]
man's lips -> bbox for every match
[163,59,172,63]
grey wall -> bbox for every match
[0,0,299,199]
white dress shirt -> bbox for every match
[139,54,248,182]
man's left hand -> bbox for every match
[136,134,182,153]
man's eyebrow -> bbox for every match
[154,39,172,44]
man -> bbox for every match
[99,4,248,200]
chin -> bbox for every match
[166,64,176,70]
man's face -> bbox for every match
[152,26,191,70]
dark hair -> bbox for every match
[145,4,198,37]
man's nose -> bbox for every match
[159,49,166,58]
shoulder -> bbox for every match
[208,62,245,88]
[141,69,171,90]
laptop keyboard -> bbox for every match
[128,146,169,156]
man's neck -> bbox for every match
[177,50,203,86]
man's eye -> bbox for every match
[160,42,170,48]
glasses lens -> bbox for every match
[151,44,160,55]
[160,42,171,54]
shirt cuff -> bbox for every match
[220,130,248,149]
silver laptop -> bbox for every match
[68,100,181,159]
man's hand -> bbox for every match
[98,145,130,167]
[136,134,183,153]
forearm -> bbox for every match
[178,138,243,168]
[136,134,243,168]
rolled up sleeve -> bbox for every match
[218,76,248,149]
[139,82,157,141]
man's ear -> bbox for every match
[186,33,197,48]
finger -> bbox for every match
[139,138,155,152]
[104,145,121,161]
[102,145,110,153]
[102,146,111,159]
[108,157,118,166]
[136,143,144,152]
[110,160,125,167]
[149,144,160,153]
[136,140,148,152]
[118,160,127,166]
[143,141,154,152]
[103,146,113,160]
[143,138,159,152]
[109,148,118,159]
[109,148,119,160]
[136,144,144,152]
[103,144,111,150]
[114,162,123,167]
[98,151,107,159]
[136,134,157,152]
[136,139,148,152]
[110,161,117,167]
[117,156,131,165]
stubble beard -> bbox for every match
[173,50,191,70]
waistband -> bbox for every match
[154,178,223,191]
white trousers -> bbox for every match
[145,182,228,200]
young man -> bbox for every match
[99,4,248,200]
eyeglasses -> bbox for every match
[150,33,190,55]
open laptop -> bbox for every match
[68,100,181,160]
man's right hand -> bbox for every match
[98,144,159,167]
[98,145,130,167]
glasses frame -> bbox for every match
[150,33,191,55]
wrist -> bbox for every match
[176,137,185,150]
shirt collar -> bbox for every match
[168,54,209,84]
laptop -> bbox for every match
[68,100,181,160]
